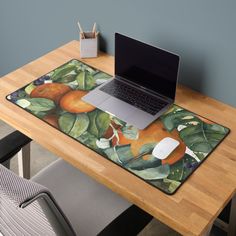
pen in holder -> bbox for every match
[80,32,98,58]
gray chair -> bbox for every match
[0,131,152,236]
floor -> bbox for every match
[0,120,226,236]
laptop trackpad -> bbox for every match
[100,97,135,120]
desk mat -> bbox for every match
[6,59,230,194]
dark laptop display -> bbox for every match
[115,33,180,99]
[82,33,180,129]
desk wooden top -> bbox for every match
[1,40,236,236]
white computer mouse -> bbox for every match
[152,137,180,160]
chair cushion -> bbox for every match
[32,159,131,236]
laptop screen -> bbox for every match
[115,33,180,100]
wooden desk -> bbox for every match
[1,41,236,236]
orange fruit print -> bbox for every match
[112,120,186,165]
[30,83,71,103]
[60,90,96,113]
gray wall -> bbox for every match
[1,0,235,107]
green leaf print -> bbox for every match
[125,154,161,170]
[121,125,139,140]
[130,164,170,180]
[56,74,76,83]
[59,113,89,138]
[168,154,198,181]
[161,108,199,132]
[76,71,96,90]
[103,145,133,164]
[51,64,77,81]
[26,98,55,112]
[87,110,110,138]
[180,123,229,153]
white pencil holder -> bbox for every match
[80,32,98,58]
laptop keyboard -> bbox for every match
[100,80,168,115]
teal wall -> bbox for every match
[0,0,235,106]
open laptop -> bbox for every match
[82,33,180,129]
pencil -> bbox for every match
[77,21,85,39]
[92,22,96,38]
[92,23,96,32]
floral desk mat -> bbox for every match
[6,59,230,194]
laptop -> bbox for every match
[82,33,180,129]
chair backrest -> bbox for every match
[0,164,76,236]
